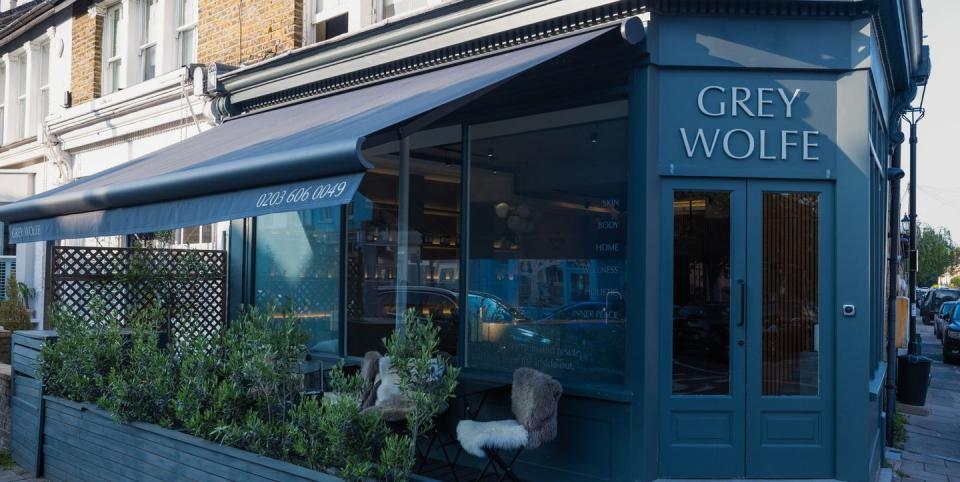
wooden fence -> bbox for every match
[47,246,227,350]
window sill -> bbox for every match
[869,360,887,402]
[0,137,38,153]
[459,368,634,403]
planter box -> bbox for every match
[10,330,439,481]
[41,396,438,482]
[42,396,340,482]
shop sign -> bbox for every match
[681,86,821,162]
[658,71,837,179]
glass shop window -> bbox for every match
[466,112,628,385]
[254,209,341,355]
[346,134,462,357]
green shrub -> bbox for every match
[176,303,308,459]
[892,412,908,449]
[39,301,458,479]
[172,331,222,435]
[290,365,391,478]
[0,275,33,332]
[385,309,460,462]
[98,304,178,427]
[289,397,326,469]
[40,302,123,403]
[379,434,415,482]
[329,359,371,403]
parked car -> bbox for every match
[943,317,960,364]
[346,286,524,356]
[935,301,958,340]
[921,288,960,325]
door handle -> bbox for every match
[738,279,746,327]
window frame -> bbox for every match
[174,0,197,66]
[37,41,50,126]
[306,1,351,45]
[102,3,124,94]
[137,0,160,81]
[14,52,26,140]
[0,63,6,144]
[379,0,442,22]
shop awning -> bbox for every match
[0,27,612,243]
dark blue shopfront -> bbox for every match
[0,2,925,481]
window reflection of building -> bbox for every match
[346,137,462,356]
[466,113,628,385]
[245,61,631,387]
[255,209,341,354]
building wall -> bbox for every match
[197,0,303,66]
[643,13,885,481]
[70,2,102,104]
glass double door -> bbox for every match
[660,179,834,478]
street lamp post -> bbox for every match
[906,112,924,356]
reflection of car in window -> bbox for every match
[347,287,525,357]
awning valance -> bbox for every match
[0,27,611,243]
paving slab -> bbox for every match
[894,324,960,481]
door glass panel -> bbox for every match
[762,192,819,396]
[672,192,731,395]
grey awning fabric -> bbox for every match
[0,27,611,243]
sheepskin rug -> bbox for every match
[457,419,529,458]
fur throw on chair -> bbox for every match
[456,420,528,458]
[359,351,382,410]
[511,367,562,449]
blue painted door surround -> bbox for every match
[660,178,834,478]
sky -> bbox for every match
[908,1,960,239]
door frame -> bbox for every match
[658,177,747,478]
[743,179,835,478]
[657,178,836,479]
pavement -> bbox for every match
[893,323,960,482]
[0,465,38,482]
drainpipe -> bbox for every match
[884,78,918,445]
[885,132,904,444]
[907,119,921,355]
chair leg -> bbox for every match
[486,448,523,482]
[477,452,497,481]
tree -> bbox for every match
[950,276,960,288]
[917,224,957,287]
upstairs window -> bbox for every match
[38,42,49,124]
[103,4,123,94]
[15,53,26,139]
[382,0,427,20]
[175,224,214,245]
[315,13,348,42]
[307,0,350,44]
[176,0,197,66]
[139,0,160,81]
[0,65,6,144]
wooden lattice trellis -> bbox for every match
[48,246,227,349]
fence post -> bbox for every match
[10,330,57,477]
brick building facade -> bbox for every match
[70,2,102,104]
[197,0,303,66]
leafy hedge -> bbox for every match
[39,303,456,481]
[0,275,35,332]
